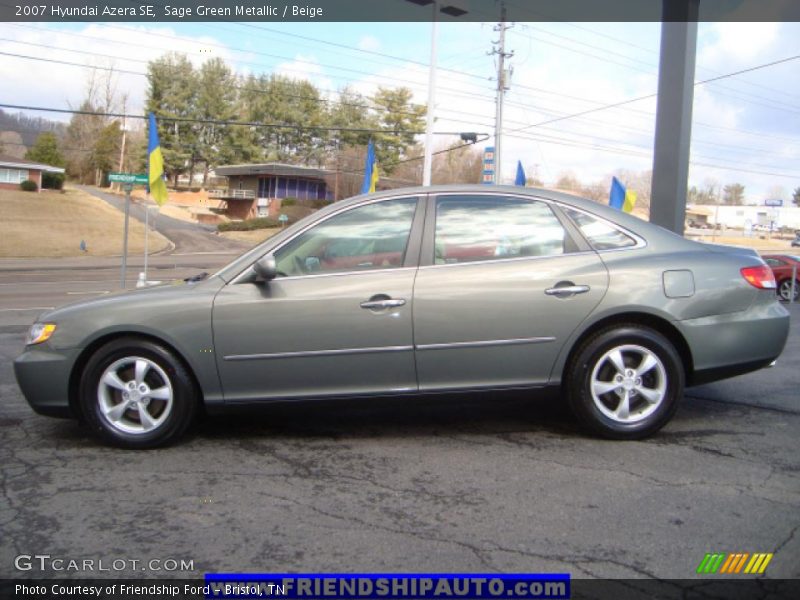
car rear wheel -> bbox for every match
[778,279,799,302]
[566,325,683,439]
[79,337,197,448]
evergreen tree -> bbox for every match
[371,87,425,174]
[146,53,198,185]
[25,132,64,167]
[91,121,122,175]
[195,58,239,184]
[26,132,66,188]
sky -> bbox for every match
[0,17,798,203]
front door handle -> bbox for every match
[545,285,590,297]
[360,298,406,310]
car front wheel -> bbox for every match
[79,337,197,448]
[566,325,684,439]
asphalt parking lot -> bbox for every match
[0,258,798,582]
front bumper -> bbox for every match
[678,300,790,386]
[13,346,80,418]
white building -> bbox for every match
[690,204,800,230]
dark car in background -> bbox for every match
[14,186,791,448]
[763,254,800,302]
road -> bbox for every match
[73,185,250,255]
[1,194,798,584]
[1,184,250,327]
[0,260,798,581]
[0,254,238,329]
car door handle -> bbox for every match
[545,285,590,296]
[360,298,406,310]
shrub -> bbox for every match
[42,172,65,190]
[20,180,38,192]
[281,197,297,207]
[218,217,286,232]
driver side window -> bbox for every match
[273,197,418,277]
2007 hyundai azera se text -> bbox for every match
[14,186,790,448]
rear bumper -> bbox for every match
[677,301,790,386]
[13,346,79,418]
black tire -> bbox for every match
[566,325,684,440]
[79,337,197,448]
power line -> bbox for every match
[0,34,423,117]
[3,32,798,174]
[503,1,800,103]
[504,130,800,179]
[0,36,513,132]
[0,37,502,123]
[508,26,800,114]
[506,53,800,135]
[0,102,421,135]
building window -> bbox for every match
[0,168,27,184]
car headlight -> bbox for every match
[26,323,57,345]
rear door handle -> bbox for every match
[360,298,406,310]
[545,285,590,297]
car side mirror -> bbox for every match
[253,255,277,282]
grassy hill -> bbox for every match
[0,187,170,257]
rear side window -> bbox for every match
[434,195,569,265]
[563,208,637,251]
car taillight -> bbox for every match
[741,265,776,289]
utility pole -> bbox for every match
[115,97,127,193]
[490,2,513,184]
[422,0,439,186]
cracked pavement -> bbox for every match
[1,267,798,581]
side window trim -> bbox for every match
[558,204,646,252]
[550,204,593,254]
[402,193,429,268]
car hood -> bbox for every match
[36,276,225,326]
[27,275,226,353]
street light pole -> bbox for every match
[422,1,438,187]
[407,0,468,186]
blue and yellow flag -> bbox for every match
[609,176,636,213]
[514,160,526,186]
[361,139,379,194]
[147,112,168,206]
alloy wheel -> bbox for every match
[589,344,667,424]
[96,356,174,435]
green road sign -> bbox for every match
[109,172,148,185]
[278,214,289,222]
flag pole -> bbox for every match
[144,194,149,281]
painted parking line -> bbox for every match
[66,291,110,295]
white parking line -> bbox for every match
[0,307,55,312]
[171,251,239,256]
[66,291,110,295]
